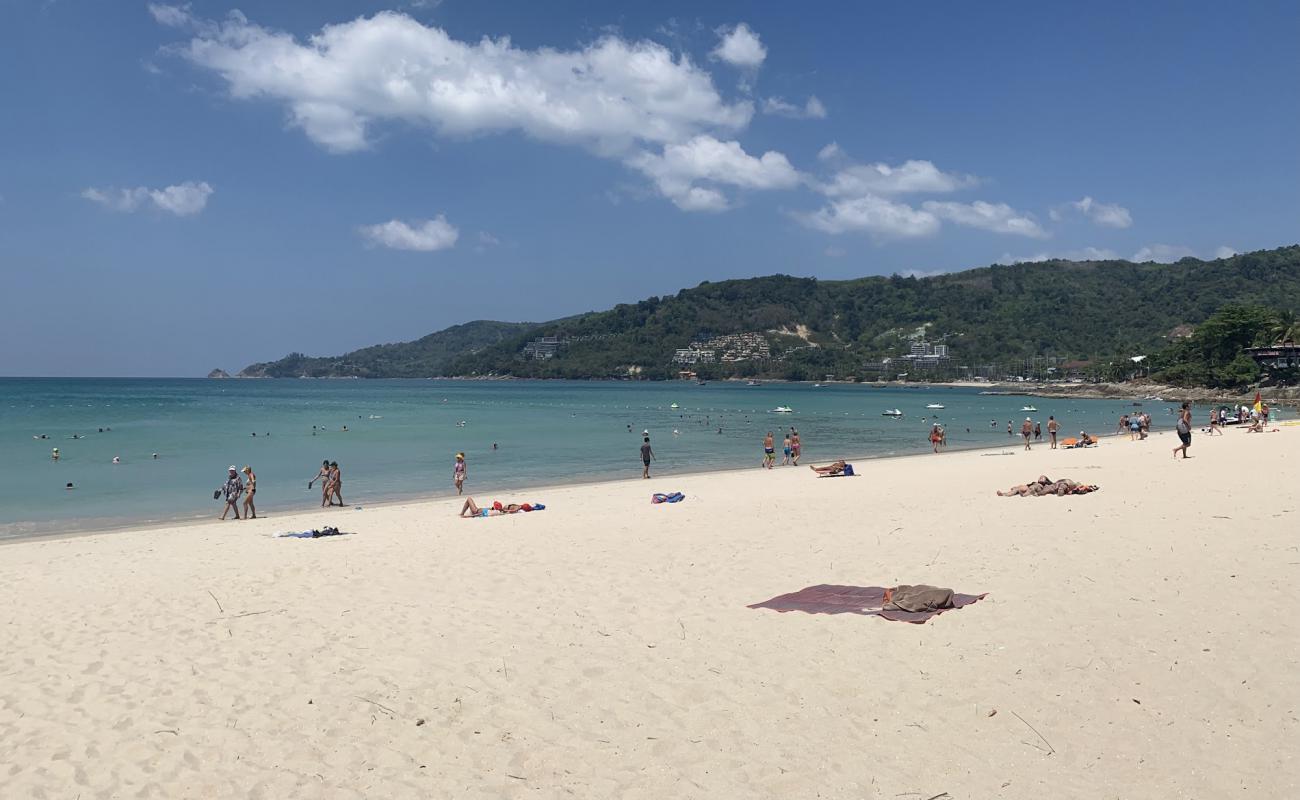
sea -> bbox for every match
[0,378,1237,539]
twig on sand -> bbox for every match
[206,590,224,614]
[924,793,951,800]
[678,619,686,640]
[506,774,527,781]
[926,548,941,567]
[1010,710,1055,755]
[355,696,396,717]
[154,729,179,735]
[229,610,275,619]
[502,657,509,680]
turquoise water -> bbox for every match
[0,378,1215,538]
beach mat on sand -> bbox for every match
[748,584,986,624]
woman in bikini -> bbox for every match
[790,429,801,465]
[453,453,467,495]
[241,465,257,519]
[309,459,331,507]
[328,461,344,506]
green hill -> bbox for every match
[241,245,1300,381]
[448,245,1300,380]
[238,320,536,378]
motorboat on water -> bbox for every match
[772,406,794,413]
[925,403,945,409]
[670,403,680,409]
[1020,405,1038,412]
[746,380,761,386]
[882,408,904,417]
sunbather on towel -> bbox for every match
[999,476,1092,496]
[459,497,533,517]
[809,460,847,476]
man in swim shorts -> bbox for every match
[640,436,655,479]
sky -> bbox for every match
[1,1,1297,376]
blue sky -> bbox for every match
[1,1,1297,376]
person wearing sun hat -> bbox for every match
[453,452,467,495]
[219,465,244,520]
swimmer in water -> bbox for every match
[52,448,60,461]
[112,456,121,464]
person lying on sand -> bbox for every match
[459,497,532,517]
[809,460,847,476]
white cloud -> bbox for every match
[1131,243,1198,263]
[154,8,793,210]
[816,142,843,162]
[711,22,766,69]
[159,9,753,155]
[819,159,975,197]
[1064,196,1132,229]
[1214,246,1237,259]
[999,247,1120,264]
[795,195,939,238]
[80,181,213,216]
[148,2,194,27]
[762,95,826,119]
[921,200,1048,238]
[627,134,800,211]
[359,215,459,251]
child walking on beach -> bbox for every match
[781,433,792,466]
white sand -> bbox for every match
[2,427,1297,798]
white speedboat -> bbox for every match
[1020,405,1038,412]
[882,408,904,417]
[926,403,945,409]
[772,406,794,413]
[670,403,679,409]
[746,380,761,386]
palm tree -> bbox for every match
[1270,310,1298,345]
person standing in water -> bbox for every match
[453,452,467,495]
[640,436,655,479]
[219,466,243,520]
[781,432,792,466]
[241,465,257,519]
[309,459,331,507]
[762,431,776,469]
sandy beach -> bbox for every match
[2,427,1297,799]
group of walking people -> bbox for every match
[761,428,801,469]
[218,465,257,520]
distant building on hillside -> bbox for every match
[673,348,716,365]
[522,336,561,360]
[1245,344,1300,370]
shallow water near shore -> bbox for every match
[0,377,1234,538]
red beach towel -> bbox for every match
[748,584,986,624]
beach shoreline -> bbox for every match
[3,427,1140,544]
[2,425,1296,797]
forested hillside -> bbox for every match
[241,246,1300,381]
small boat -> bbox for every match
[926,403,945,409]
[813,383,823,388]
[772,406,794,413]
[697,380,707,386]
[670,403,679,409]
[746,380,761,386]
[882,408,904,417]
[1020,405,1038,412]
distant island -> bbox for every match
[207,369,231,379]
[241,245,1300,392]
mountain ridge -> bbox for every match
[240,245,1300,381]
